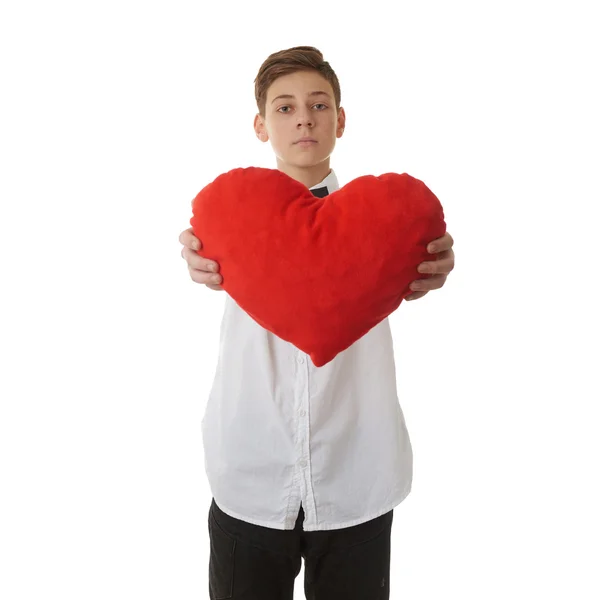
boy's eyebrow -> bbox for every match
[271,91,331,104]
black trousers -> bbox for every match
[208,498,394,600]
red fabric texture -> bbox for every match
[190,167,446,367]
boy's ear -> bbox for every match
[253,113,262,135]
[337,107,346,134]
[253,113,269,142]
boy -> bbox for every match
[179,46,455,600]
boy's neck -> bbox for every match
[275,158,332,190]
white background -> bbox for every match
[1,1,599,598]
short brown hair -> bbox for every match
[254,46,341,118]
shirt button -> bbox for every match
[297,356,305,364]
[299,459,307,468]
[298,410,306,417]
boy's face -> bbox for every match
[254,70,345,181]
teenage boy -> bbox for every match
[179,46,455,600]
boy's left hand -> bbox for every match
[405,231,455,301]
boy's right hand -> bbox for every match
[179,226,223,291]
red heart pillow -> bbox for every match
[190,167,446,367]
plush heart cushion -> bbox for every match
[190,166,446,367]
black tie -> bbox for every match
[311,186,329,198]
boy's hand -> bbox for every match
[405,231,455,301]
[179,226,223,291]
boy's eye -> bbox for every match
[278,103,327,113]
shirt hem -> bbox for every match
[214,485,412,532]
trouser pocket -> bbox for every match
[208,504,236,599]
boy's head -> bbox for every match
[253,46,346,188]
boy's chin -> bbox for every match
[288,150,327,165]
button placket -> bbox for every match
[294,352,310,478]
[297,353,307,418]
[295,350,316,527]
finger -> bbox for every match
[179,227,202,250]
[417,250,455,275]
[409,274,447,292]
[428,231,453,253]
[188,265,223,286]
[405,291,428,301]
[181,246,219,273]
[206,284,224,292]
[182,247,220,276]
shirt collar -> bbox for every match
[309,168,339,193]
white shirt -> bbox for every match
[201,168,413,531]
